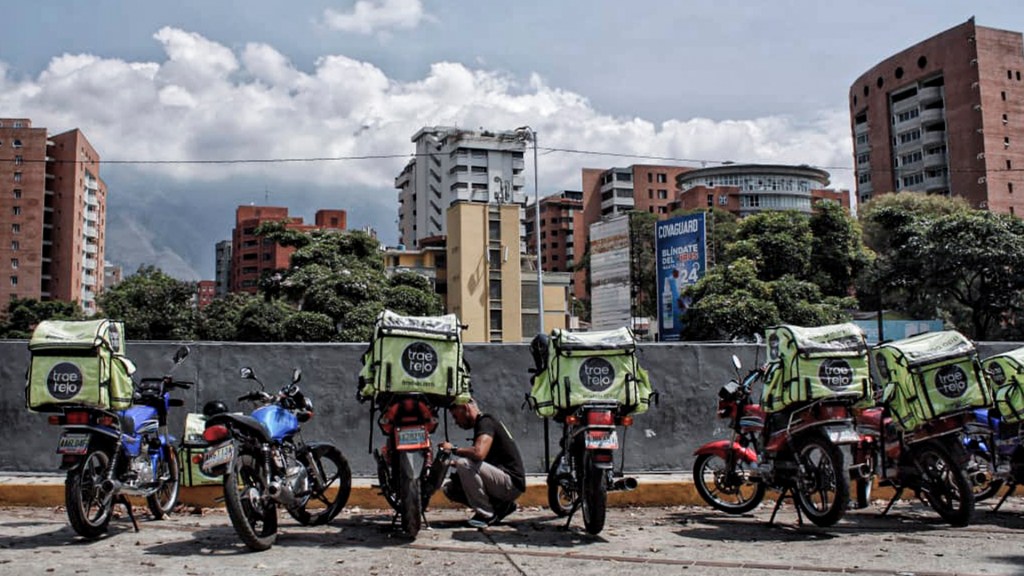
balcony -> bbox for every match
[854,121,869,135]
[920,107,945,124]
[83,258,98,270]
[923,130,945,146]
[924,174,949,192]
[84,243,98,255]
[84,226,99,238]
[891,97,919,115]
[918,86,943,105]
[924,152,948,169]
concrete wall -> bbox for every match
[2,340,1018,476]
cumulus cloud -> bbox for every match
[321,0,431,35]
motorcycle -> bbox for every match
[52,345,192,538]
[693,355,856,527]
[850,408,976,526]
[962,408,1023,509]
[368,392,448,538]
[201,366,352,551]
[546,400,638,535]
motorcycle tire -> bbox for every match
[580,460,607,535]
[288,444,352,526]
[224,448,279,551]
[546,452,575,517]
[692,453,766,514]
[916,441,974,527]
[65,449,113,539]
[146,447,180,520]
[793,435,849,528]
[399,451,423,537]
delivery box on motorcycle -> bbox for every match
[760,323,871,414]
[981,347,1024,424]
[358,310,472,404]
[26,319,136,412]
[527,327,654,418]
[874,330,993,431]
[178,413,222,486]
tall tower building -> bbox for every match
[214,240,232,298]
[396,127,527,248]
[525,190,587,302]
[0,119,106,314]
[850,18,1024,211]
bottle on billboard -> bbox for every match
[662,277,674,331]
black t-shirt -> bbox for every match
[475,413,526,492]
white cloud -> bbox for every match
[322,0,430,35]
[0,27,855,199]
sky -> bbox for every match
[1,1,1022,280]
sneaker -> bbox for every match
[493,501,517,524]
[467,511,495,528]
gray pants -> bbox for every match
[443,457,522,516]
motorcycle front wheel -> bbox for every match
[692,453,766,514]
[146,447,180,519]
[580,459,607,535]
[224,448,279,551]
[546,452,575,517]
[288,444,352,526]
[65,449,113,539]
[916,441,974,527]
[793,435,849,527]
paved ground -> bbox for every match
[0,497,1022,576]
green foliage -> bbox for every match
[809,202,873,297]
[282,311,337,342]
[729,210,812,281]
[234,299,293,342]
[629,212,658,318]
[195,293,254,341]
[0,298,83,338]
[97,265,196,340]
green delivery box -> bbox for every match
[358,310,471,405]
[874,330,992,431]
[760,323,870,414]
[981,347,1024,424]
[528,327,654,418]
[26,319,135,412]
[179,413,222,486]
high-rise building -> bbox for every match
[195,280,216,309]
[0,118,106,314]
[214,240,232,298]
[671,164,850,216]
[525,190,586,302]
[230,206,347,294]
[396,127,527,248]
[850,18,1024,211]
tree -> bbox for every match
[727,210,813,281]
[629,211,658,319]
[0,298,83,338]
[96,265,195,340]
[195,293,254,341]
[809,201,873,298]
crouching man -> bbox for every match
[440,399,525,527]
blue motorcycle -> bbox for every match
[53,345,192,538]
[964,408,1023,509]
[201,366,351,551]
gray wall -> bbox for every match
[2,340,1017,476]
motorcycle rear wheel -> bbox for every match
[288,444,352,526]
[146,447,180,519]
[793,435,849,527]
[916,441,974,527]
[546,452,575,517]
[399,452,423,537]
[65,449,113,539]
[581,460,607,535]
[224,449,278,551]
[692,453,766,514]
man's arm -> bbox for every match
[454,433,493,462]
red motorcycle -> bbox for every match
[693,356,857,527]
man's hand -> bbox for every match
[439,441,454,454]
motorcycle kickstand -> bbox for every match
[991,481,1015,513]
[880,487,903,517]
[564,499,582,530]
[118,495,140,532]
[768,486,802,527]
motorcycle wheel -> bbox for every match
[398,451,422,537]
[580,460,607,535]
[288,444,352,526]
[692,453,766,514]
[223,448,279,551]
[546,452,575,517]
[916,441,974,527]
[146,447,180,519]
[65,449,113,539]
[793,435,849,527]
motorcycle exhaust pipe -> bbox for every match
[849,462,872,480]
[970,471,991,487]
[100,478,122,495]
[610,477,638,492]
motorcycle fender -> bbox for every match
[399,449,425,482]
[57,433,115,471]
[693,439,757,463]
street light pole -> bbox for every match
[516,126,543,335]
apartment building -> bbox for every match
[214,240,232,298]
[524,190,587,302]
[850,18,1024,211]
[0,118,105,314]
[671,164,850,216]
[230,206,347,294]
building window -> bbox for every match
[13,189,21,199]
[647,173,653,183]
[13,172,21,183]
[12,139,21,148]
[10,259,17,269]
[11,224,20,234]
[1006,137,1012,149]
[707,194,714,207]
[10,276,17,286]
[12,121,21,128]
[1006,114,1011,125]
[657,189,668,200]
[14,156,22,165]
[12,206,20,216]
[1003,91,1008,101]
[657,173,667,183]
[10,241,18,251]
[1009,160,1014,170]
[1010,183,1015,194]
[647,189,653,199]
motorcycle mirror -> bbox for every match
[732,355,742,371]
[240,367,256,380]
[292,368,302,384]
[174,345,190,364]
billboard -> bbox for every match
[590,215,632,331]
[655,213,707,341]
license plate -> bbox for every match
[828,428,861,444]
[201,441,234,473]
[585,429,619,450]
[56,433,89,455]
[396,426,429,449]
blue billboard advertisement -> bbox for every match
[655,213,707,341]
